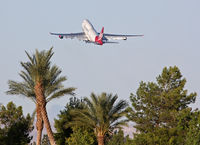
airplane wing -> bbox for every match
[103,33,143,40]
[50,32,88,40]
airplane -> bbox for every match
[50,19,143,45]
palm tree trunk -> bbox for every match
[97,135,104,145]
[35,82,56,145]
[36,105,43,145]
[41,105,56,145]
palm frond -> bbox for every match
[25,51,34,64]
[109,100,128,118]
[71,109,96,125]
[7,80,36,101]
[46,87,76,102]
[90,93,98,106]
[84,97,97,117]
[111,119,129,129]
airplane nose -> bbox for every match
[83,19,89,23]
[82,19,90,28]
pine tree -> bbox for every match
[0,102,33,145]
[127,66,197,144]
[66,127,96,145]
[54,97,84,145]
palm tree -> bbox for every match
[7,48,76,145]
[69,92,128,145]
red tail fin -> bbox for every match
[95,27,104,45]
[98,27,104,40]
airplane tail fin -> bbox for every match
[95,27,104,45]
[98,27,104,40]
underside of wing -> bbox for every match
[103,33,144,40]
[103,41,119,44]
[50,32,88,41]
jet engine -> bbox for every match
[59,35,64,39]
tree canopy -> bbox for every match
[68,93,128,145]
[0,102,33,145]
[54,97,85,145]
[127,66,197,144]
[66,126,96,145]
[7,48,76,145]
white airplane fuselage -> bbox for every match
[82,19,98,42]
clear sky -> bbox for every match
[1,0,200,121]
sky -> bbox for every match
[1,0,200,123]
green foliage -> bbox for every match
[66,127,96,145]
[54,97,85,145]
[184,110,200,145]
[68,93,128,145]
[0,102,33,145]
[41,134,50,145]
[127,66,197,144]
[131,109,200,145]
[69,93,128,135]
[106,129,133,145]
[7,47,76,104]
[6,48,76,144]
